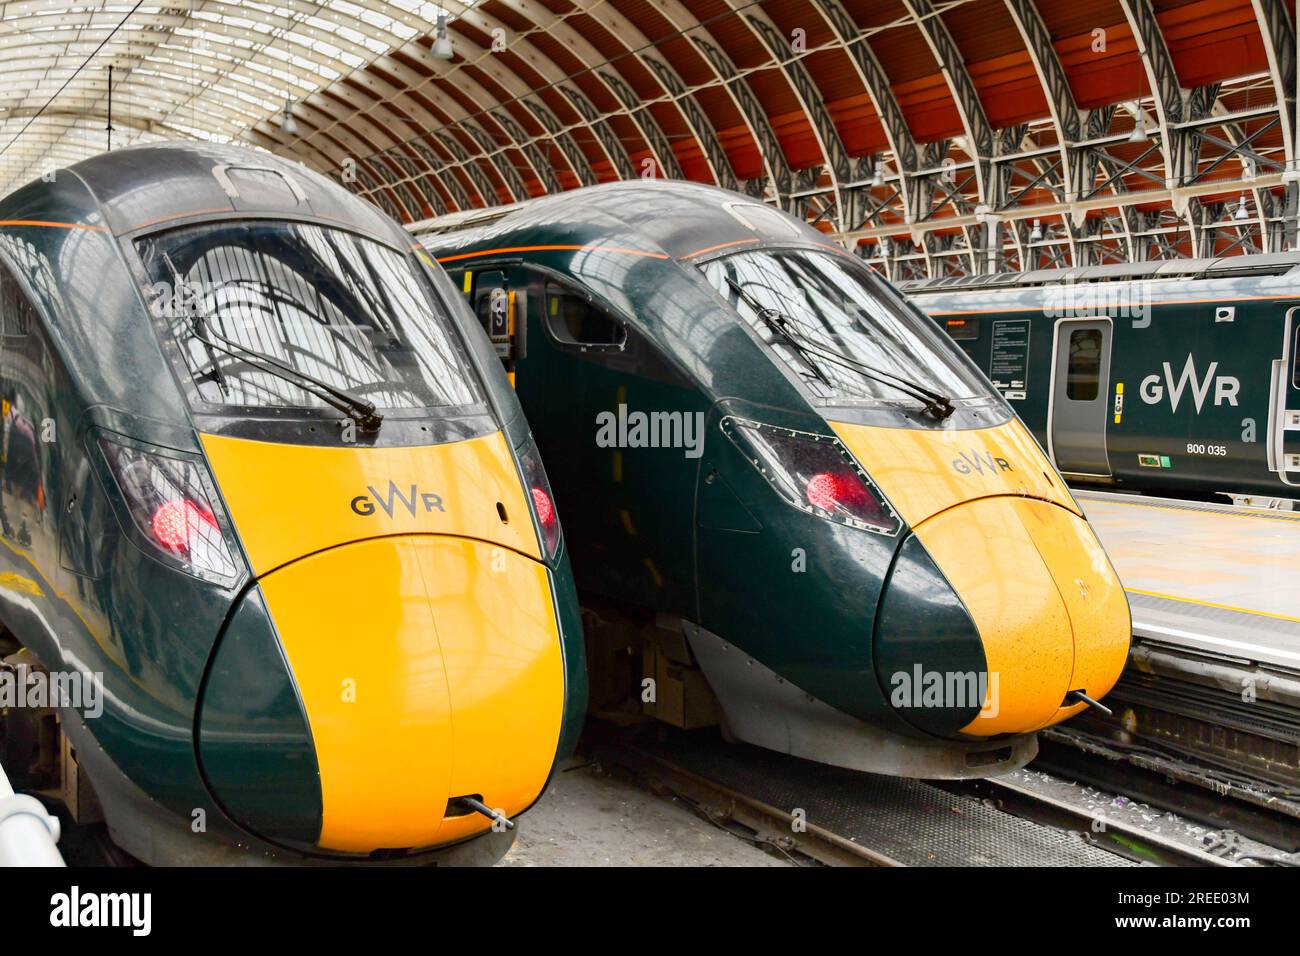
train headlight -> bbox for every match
[720,417,900,535]
[516,435,561,560]
[97,434,242,583]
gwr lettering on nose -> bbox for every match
[350,481,445,517]
[952,449,1013,476]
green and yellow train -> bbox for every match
[904,256,1300,501]
[0,143,585,865]
[418,181,1132,779]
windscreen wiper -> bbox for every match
[161,254,384,431]
[777,325,955,421]
[726,278,955,420]
[726,278,835,390]
[192,325,385,431]
[198,324,386,432]
[163,253,228,396]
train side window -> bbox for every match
[945,317,979,340]
[1066,328,1101,400]
[473,271,505,326]
[1292,326,1300,389]
[544,281,626,348]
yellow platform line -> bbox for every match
[1124,586,1300,625]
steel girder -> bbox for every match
[1119,0,1196,189]
[1252,0,1299,249]
[14,0,1288,279]
[269,5,634,213]
[901,0,1021,272]
[1004,0,1089,210]
[567,0,738,189]
[813,0,924,227]
[650,0,793,200]
[739,10,857,230]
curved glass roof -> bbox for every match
[0,0,472,194]
[0,0,1291,276]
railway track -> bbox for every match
[64,722,1297,867]
[586,724,1295,867]
[1033,728,1300,860]
[941,772,1286,867]
[588,739,900,866]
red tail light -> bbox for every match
[151,499,219,555]
[517,436,561,559]
[721,416,900,535]
[804,470,886,526]
[531,486,556,530]
[805,471,869,512]
[98,435,241,581]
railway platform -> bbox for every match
[1068,490,1300,806]
[1078,490,1300,674]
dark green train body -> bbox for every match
[420,181,1132,779]
[0,143,585,865]
[903,256,1300,500]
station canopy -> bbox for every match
[0,0,1295,279]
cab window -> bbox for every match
[544,281,625,348]
[134,219,481,413]
[702,248,988,404]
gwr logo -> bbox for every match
[1139,354,1240,413]
[351,481,446,517]
[951,449,1014,476]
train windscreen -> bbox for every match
[701,248,990,407]
[135,220,480,414]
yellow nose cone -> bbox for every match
[913,497,1131,737]
[259,535,565,853]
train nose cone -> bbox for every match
[197,587,323,847]
[199,535,567,854]
[876,497,1130,738]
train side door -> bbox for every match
[1049,318,1112,477]
[462,267,527,383]
[1270,306,1300,486]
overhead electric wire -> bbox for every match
[0,0,146,164]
